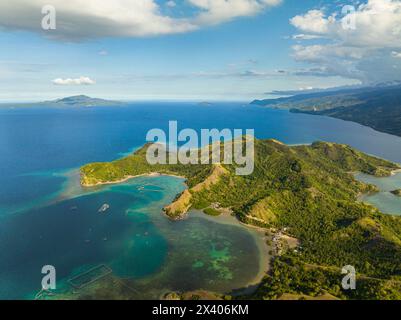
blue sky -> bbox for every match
[0,0,400,101]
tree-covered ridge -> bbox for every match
[252,84,401,137]
[81,139,398,187]
[80,139,401,299]
[80,143,213,188]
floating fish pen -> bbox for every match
[68,264,112,289]
[138,185,164,192]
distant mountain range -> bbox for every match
[252,83,401,137]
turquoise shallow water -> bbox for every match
[355,172,401,215]
[0,175,262,299]
[1,103,401,299]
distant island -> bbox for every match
[1,95,124,108]
[198,101,213,106]
[80,138,401,300]
[48,95,124,107]
[252,83,401,137]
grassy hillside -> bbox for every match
[80,139,401,299]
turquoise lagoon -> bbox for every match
[356,172,401,215]
[0,175,265,299]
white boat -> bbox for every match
[98,203,110,213]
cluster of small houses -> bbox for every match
[210,202,221,210]
[210,202,233,215]
[272,229,286,255]
[271,228,301,256]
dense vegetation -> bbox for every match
[81,143,212,188]
[252,84,401,137]
[80,138,401,299]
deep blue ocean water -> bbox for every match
[1,102,401,299]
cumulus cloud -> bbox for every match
[289,0,401,84]
[189,0,282,25]
[0,0,282,40]
[52,76,96,85]
[290,10,334,34]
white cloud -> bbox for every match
[292,34,323,40]
[189,0,282,25]
[290,10,334,34]
[290,0,401,84]
[166,1,176,8]
[0,0,282,40]
[291,1,401,48]
[52,76,96,85]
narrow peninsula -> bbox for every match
[252,84,401,137]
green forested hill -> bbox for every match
[252,85,401,137]
[80,139,401,299]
